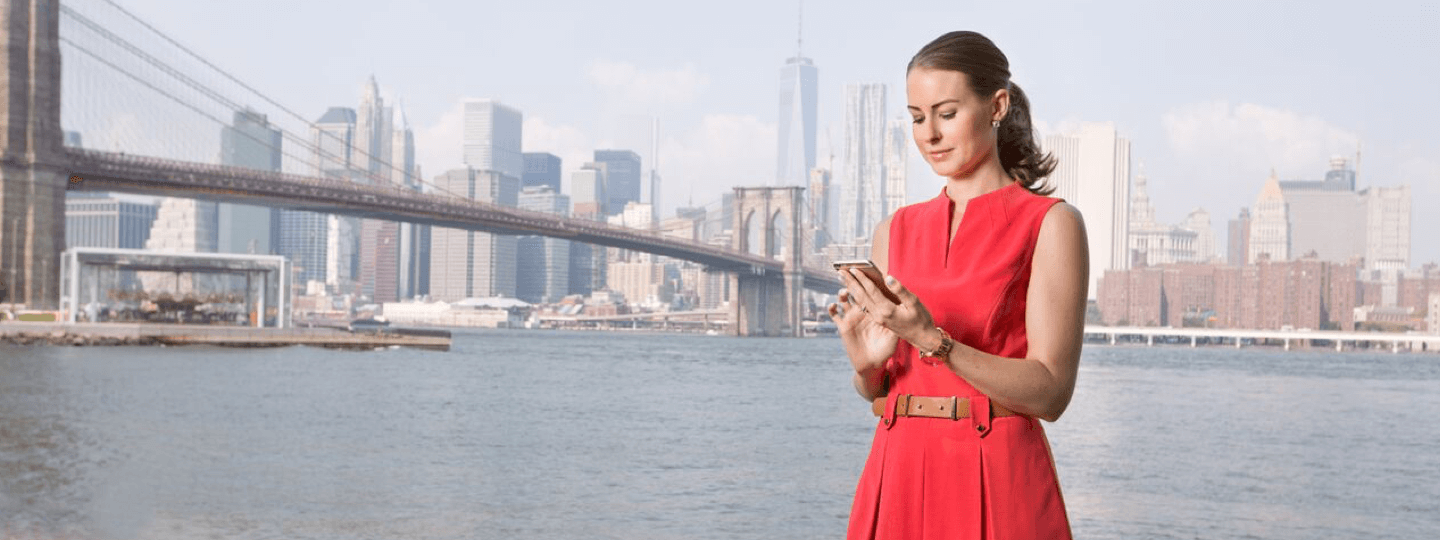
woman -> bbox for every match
[828,31,1089,540]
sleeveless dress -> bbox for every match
[846,182,1073,540]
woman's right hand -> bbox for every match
[828,288,899,375]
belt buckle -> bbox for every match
[947,396,958,420]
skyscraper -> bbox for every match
[838,83,888,243]
[311,107,357,177]
[1278,158,1366,263]
[1044,122,1131,298]
[353,77,392,182]
[279,106,357,288]
[517,186,571,304]
[429,168,519,301]
[65,193,157,250]
[649,118,661,227]
[393,105,425,300]
[1227,207,1251,267]
[1249,171,1289,263]
[808,167,833,251]
[462,99,523,179]
[571,163,608,219]
[1364,185,1410,270]
[777,45,817,187]
[595,150,642,218]
[353,78,409,303]
[522,152,562,192]
[217,108,282,255]
[883,116,909,218]
[569,163,609,295]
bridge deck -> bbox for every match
[63,149,844,293]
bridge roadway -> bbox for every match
[63,149,843,293]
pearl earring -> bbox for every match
[992,120,1000,128]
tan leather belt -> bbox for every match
[871,394,1021,420]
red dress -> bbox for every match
[847,182,1072,540]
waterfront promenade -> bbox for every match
[1086,325,1440,353]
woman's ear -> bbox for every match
[992,88,1010,123]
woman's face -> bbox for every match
[906,67,1005,179]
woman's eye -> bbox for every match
[940,112,956,120]
[911,117,924,124]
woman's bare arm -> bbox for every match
[935,202,1088,421]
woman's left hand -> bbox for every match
[839,268,936,347]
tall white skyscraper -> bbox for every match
[776,43,817,186]
[1249,171,1289,263]
[326,214,356,291]
[838,83,888,243]
[883,116,909,219]
[1044,122,1131,298]
[462,99,524,180]
[354,76,392,183]
[1364,185,1410,270]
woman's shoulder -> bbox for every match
[891,196,944,226]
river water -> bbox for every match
[2,330,1437,539]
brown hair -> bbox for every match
[908,31,1056,195]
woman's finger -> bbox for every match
[838,270,872,311]
[847,268,890,315]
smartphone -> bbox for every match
[832,259,902,304]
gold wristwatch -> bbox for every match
[917,327,954,361]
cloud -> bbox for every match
[1162,101,1360,179]
[586,61,709,109]
[413,100,465,179]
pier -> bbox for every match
[1086,325,1440,353]
[0,322,449,351]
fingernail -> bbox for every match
[885,275,895,285]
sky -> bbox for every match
[80,0,1439,265]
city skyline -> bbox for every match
[71,0,1437,266]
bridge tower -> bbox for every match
[0,0,66,309]
[730,186,806,337]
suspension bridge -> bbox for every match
[0,0,844,336]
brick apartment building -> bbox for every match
[1097,255,1362,330]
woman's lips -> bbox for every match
[929,149,951,160]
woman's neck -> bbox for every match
[944,156,1012,206]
